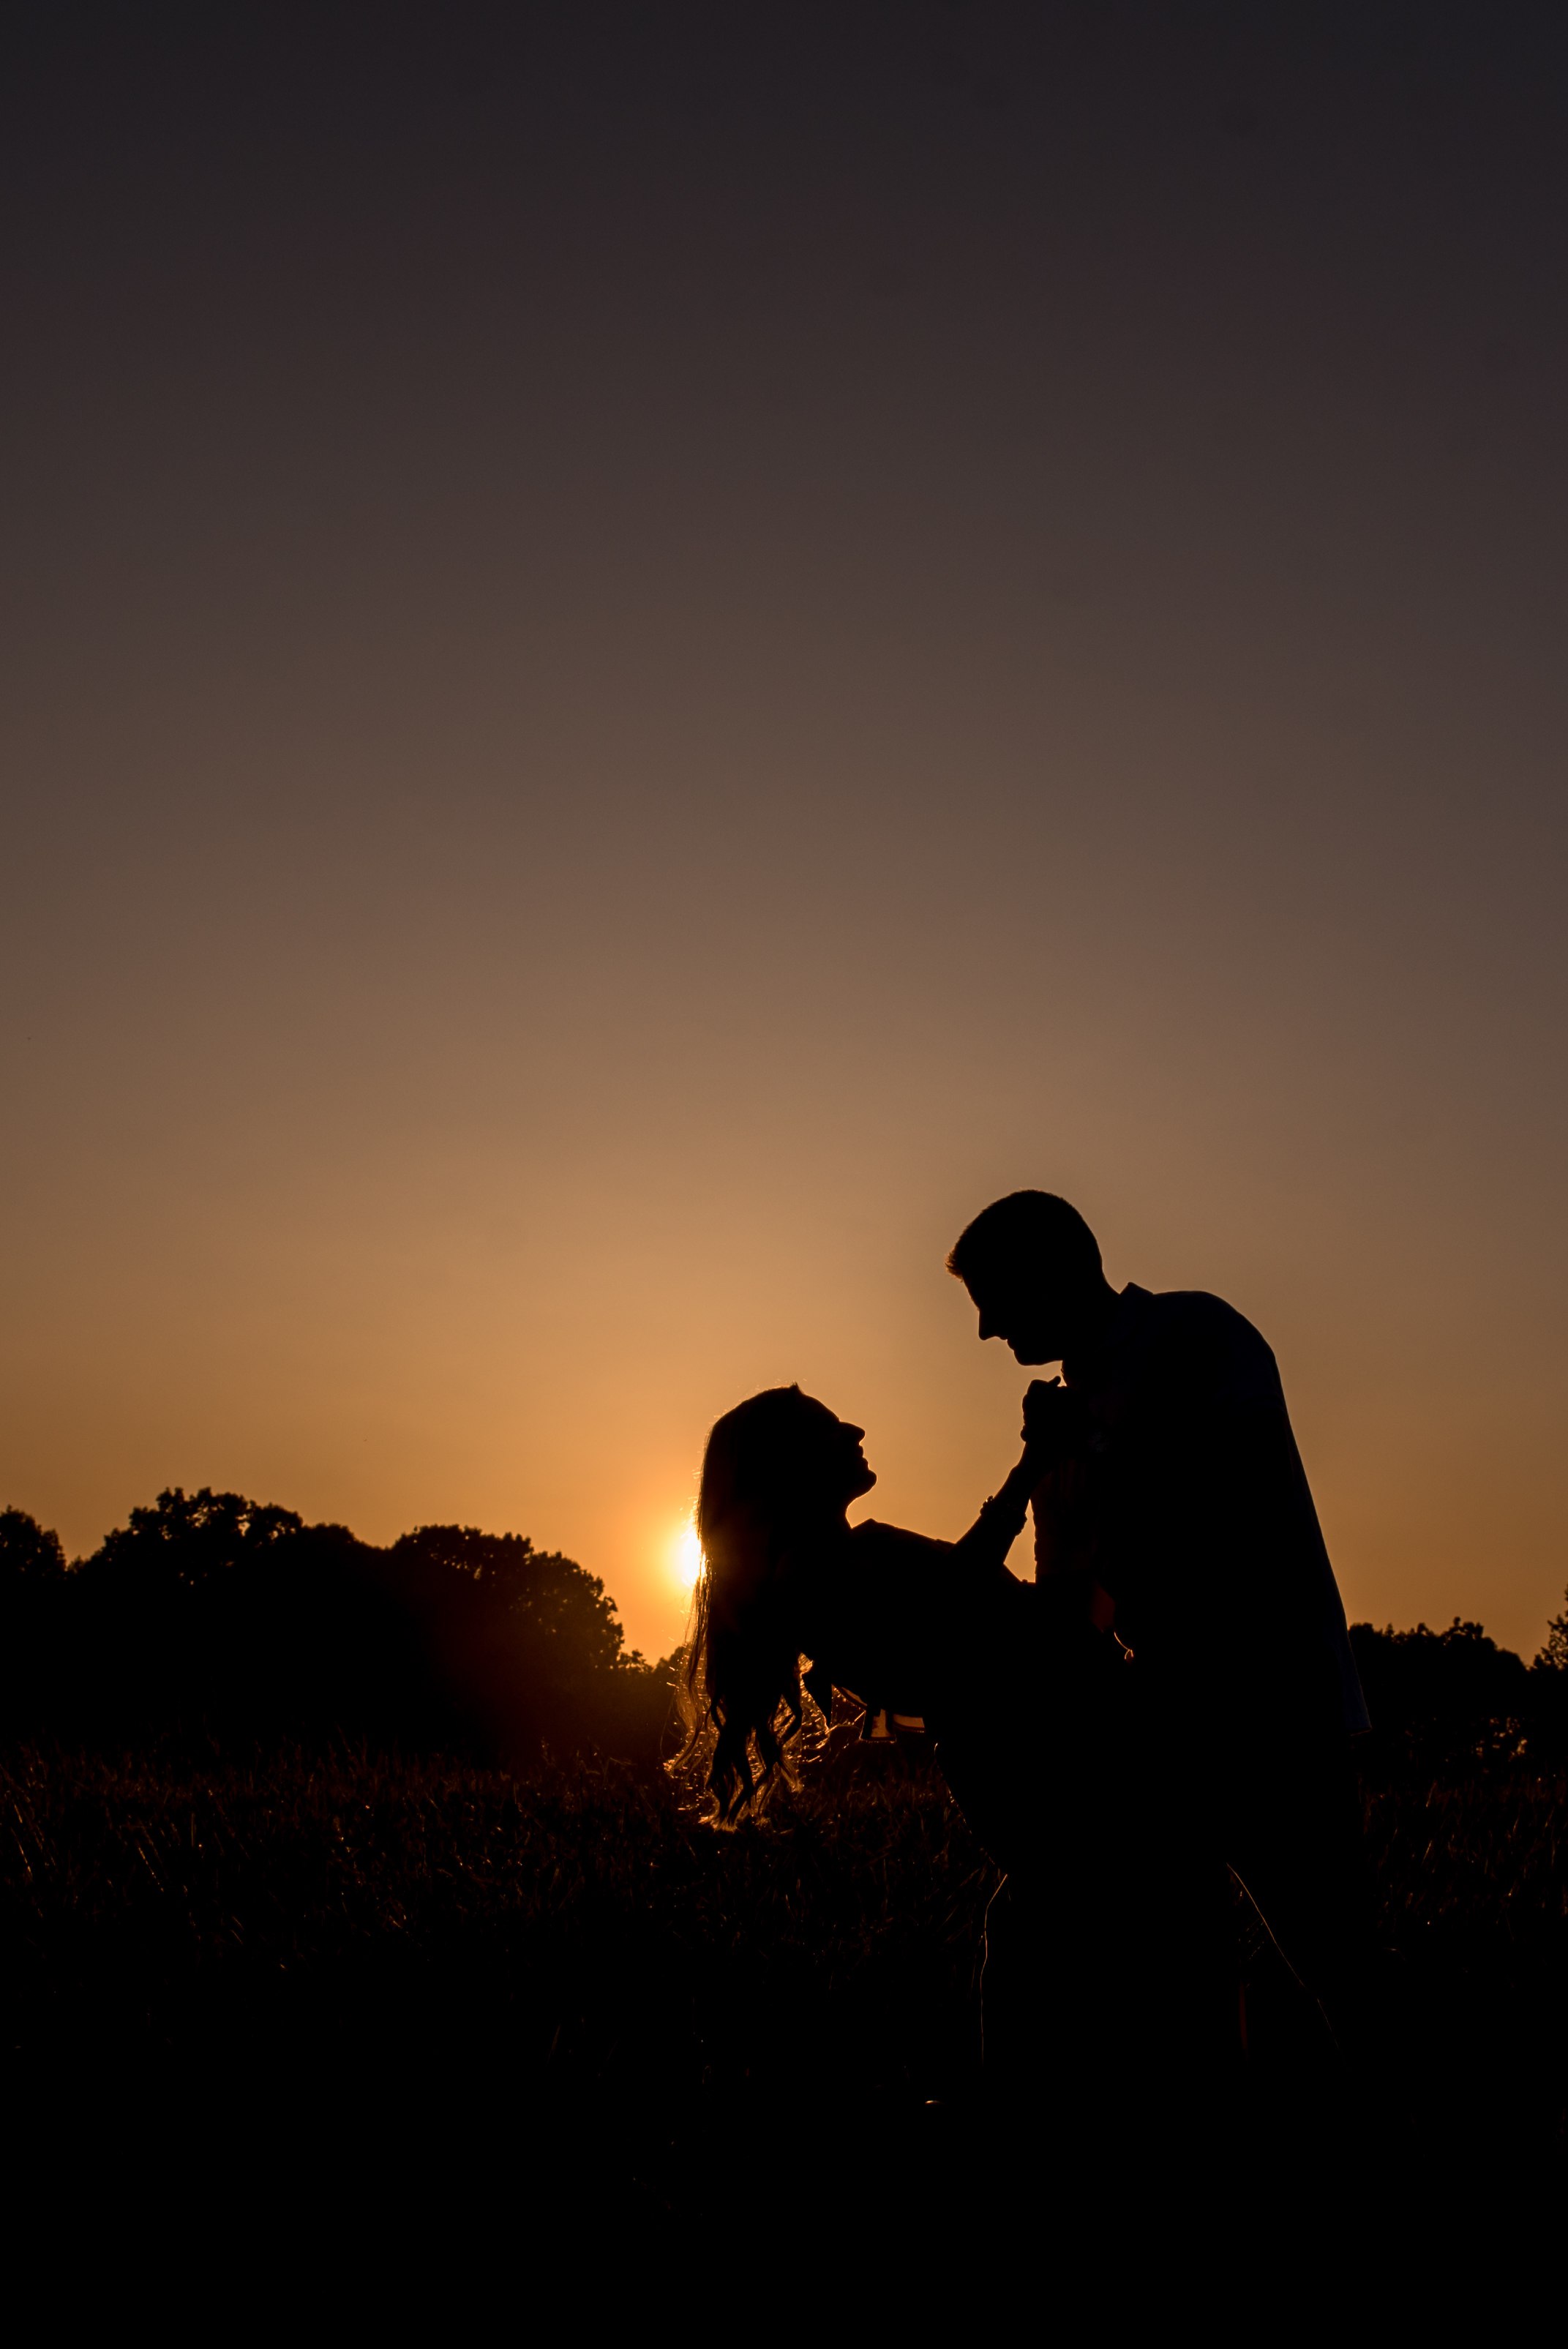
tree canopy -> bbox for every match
[0,1488,672,1759]
[0,1508,65,1581]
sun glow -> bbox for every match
[671,1518,703,1595]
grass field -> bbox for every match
[3,1736,1563,2261]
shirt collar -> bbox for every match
[1065,1281,1152,1386]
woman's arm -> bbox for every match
[950,1446,1043,1576]
[952,1379,1090,1576]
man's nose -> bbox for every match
[978,1315,997,1341]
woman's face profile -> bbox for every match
[795,1396,877,1507]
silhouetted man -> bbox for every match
[948,1188,1370,2088]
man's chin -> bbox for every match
[1009,1341,1053,1366]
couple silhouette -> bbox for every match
[680,1189,1370,2127]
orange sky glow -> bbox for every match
[1,8,1564,1663]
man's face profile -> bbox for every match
[963,1267,1068,1367]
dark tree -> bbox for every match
[389,1525,635,1678]
[0,1508,65,1581]
[0,1485,672,1760]
[78,1486,306,1595]
[381,1524,669,1757]
[1541,1592,1568,1674]
[1525,1588,1568,1759]
[0,1510,70,1730]
[1349,1616,1531,1772]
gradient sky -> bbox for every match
[3,2,1564,1662]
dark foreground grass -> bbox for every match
[1,1742,1562,2278]
[0,1740,995,2120]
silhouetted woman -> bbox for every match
[678,1384,1214,2110]
[680,1381,1122,1841]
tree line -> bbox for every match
[1349,1608,1567,1772]
[0,1489,675,1758]
[1,1487,1564,1768]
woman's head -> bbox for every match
[680,1387,874,1823]
[698,1387,874,1551]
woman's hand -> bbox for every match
[1020,1376,1086,1464]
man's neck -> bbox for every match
[1062,1278,1124,1381]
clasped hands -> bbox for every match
[1019,1375,1087,1468]
[965,1376,1089,1565]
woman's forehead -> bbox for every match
[791,1393,839,1428]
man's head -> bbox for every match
[947,1191,1113,1365]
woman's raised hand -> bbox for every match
[1020,1376,1085,1464]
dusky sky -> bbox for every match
[3,2,1564,1661]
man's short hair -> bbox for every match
[946,1191,1103,1289]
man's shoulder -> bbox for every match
[1141,1286,1265,1339]
[1128,1286,1280,1387]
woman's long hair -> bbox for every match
[675,1385,836,1824]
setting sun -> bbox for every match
[671,1518,703,1595]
